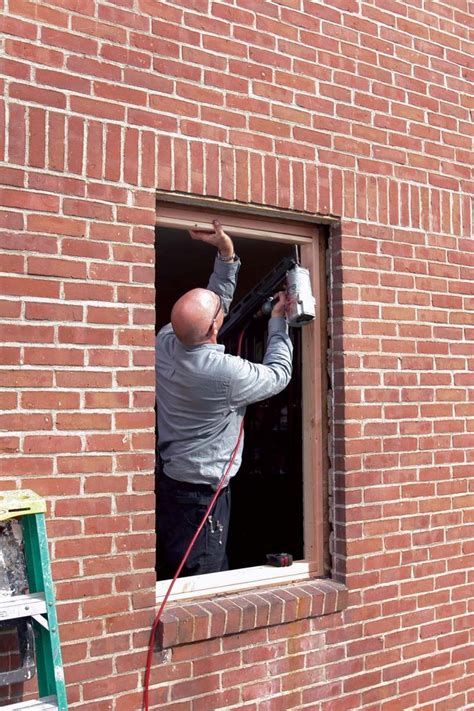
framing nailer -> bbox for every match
[219,249,316,340]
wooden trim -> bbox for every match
[156,191,338,226]
[300,234,325,574]
[156,204,315,243]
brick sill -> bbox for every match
[158,578,348,649]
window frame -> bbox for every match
[155,202,327,602]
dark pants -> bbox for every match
[156,472,231,579]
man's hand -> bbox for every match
[271,291,287,319]
[189,220,234,258]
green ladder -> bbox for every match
[0,490,68,710]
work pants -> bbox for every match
[156,472,231,579]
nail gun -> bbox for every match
[219,249,316,339]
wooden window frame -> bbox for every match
[155,202,327,602]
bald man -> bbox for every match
[156,221,293,579]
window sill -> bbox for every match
[156,561,320,602]
[157,578,348,649]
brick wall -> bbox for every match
[0,0,472,708]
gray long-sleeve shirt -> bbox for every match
[155,256,293,489]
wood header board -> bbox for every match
[156,204,316,244]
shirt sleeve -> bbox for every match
[207,256,240,315]
[156,322,173,347]
[155,255,239,346]
[228,316,293,409]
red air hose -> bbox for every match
[143,329,246,710]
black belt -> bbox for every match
[161,472,227,495]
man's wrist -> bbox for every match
[217,235,234,258]
[268,315,289,334]
[218,251,236,262]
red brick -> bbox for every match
[25,302,83,322]
[27,256,86,279]
[2,254,25,274]
[86,306,129,325]
[82,673,139,702]
[10,82,66,109]
[64,282,114,302]
[84,392,129,409]
[0,435,19,453]
[5,36,64,67]
[56,413,111,431]
[0,275,59,299]
[69,96,125,122]
[63,198,113,221]
[1,324,54,343]
[0,454,52,476]
[24,434,81,453]
[21,391,80,410]
[24,347,84,366]
[58,326,113,346]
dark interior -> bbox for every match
[155,226,304,574]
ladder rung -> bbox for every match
[2,697,58,710]
[0,593,47,622]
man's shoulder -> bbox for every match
[156,323,174,341]
[156,325,176,364]
[199,348,241,377]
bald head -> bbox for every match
[171,288,222,346]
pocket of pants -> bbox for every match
[180,501,210,531]
[198,515,226,574]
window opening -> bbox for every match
[155,227,304,578]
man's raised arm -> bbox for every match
[189,220,240,314]
[227,292,293,409]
